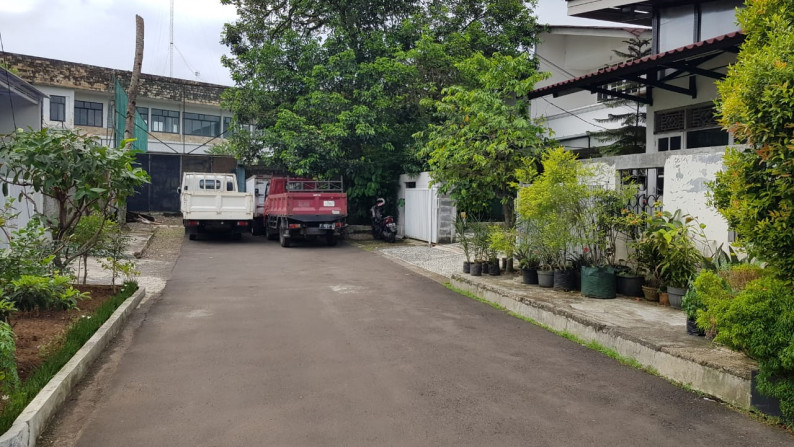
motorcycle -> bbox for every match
[371,198,397,243]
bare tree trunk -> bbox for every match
[124,15,145,141]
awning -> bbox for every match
[529,31,745,105]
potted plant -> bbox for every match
[454,213,472,273]
[488,224,516,276]
[681,286,706,336]
[649,209,704,308]
[579,186,637,299]
[615,209,646,297]
[470,221,489,276]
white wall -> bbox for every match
[532,27,651,151]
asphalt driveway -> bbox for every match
[46,235,793,446]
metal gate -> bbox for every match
[127,154,237,213]
[404,188,437,243]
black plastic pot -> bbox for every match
[538,270,554,288]
[489,261,500,276]
[616,274,644,297]
[667,286,687,309]
[686,317,705,336]
[470,262,482,276]
[463,261,471,274]
[522,268,538,285]
[752,370,783,418]
[553,269,577,292]
[580,266,616,299]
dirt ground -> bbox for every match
[12,284,116,381]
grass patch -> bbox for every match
[0,282,138,433]
[444,282,658,374]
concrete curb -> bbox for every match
[0,287,147,447]
[450,275,752,409]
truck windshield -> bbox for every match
[199,179,222,190]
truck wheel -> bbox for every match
[189,233,197,241]
[233,232,242,241]
[266,226,278,241]
[326,234,337,246]
[279,221,290,247]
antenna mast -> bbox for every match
[169,0,174,77]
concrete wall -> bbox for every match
[398,172,456,244]
[584,148,732,251]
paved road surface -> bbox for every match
[43,236,793,446]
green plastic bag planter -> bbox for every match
[581,266,617,299]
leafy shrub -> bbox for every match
[0,219,58,285]
[712,276,794,423]
[5,275,87,312]
[692,265,766,338]
[0,321,19,395]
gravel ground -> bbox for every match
[377,242,468,279]
[78,219,183,302]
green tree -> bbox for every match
[713,0,794,278]
[589,35,651,156]
[0,128,149,268]
[219,0,542,220]
[416,52,549,225]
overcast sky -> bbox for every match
[0,0,617,87]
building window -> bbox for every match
[700,0,744,42]
[223,116,232,136]
[136,107,149,130]
[596,80,645,103]
[151,108,180,134]
[655,103,728,150]
[656,1,742,53]
[184,112,221,137]
[657,135,682,152]
[74,100,103,127]
[49,95,66,122]
[657,5,696,53]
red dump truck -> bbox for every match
[248,176,347,247]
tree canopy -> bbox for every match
[220,0,543,220]
[713,0,794,278]
[416,52,549,225]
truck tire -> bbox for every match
[189,233,197,241]
[326,234,337,246]
[279,220,290,247]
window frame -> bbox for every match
[151,108,180,134]
[49,95,66,122]
[183,112,221,137]
[74,100,104,127]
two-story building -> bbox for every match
[531,25,652,156]
[530,0,745,247]
[4,52,233,155]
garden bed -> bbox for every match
[12,284,116,381]
[0,283,137,433]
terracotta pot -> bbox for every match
[659,292,670,306]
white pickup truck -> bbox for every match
[179,172,253,240]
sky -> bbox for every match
[0,0,618,87]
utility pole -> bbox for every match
[124,14,144,141]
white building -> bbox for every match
[532,25,651,156]
[0,67,47,246]
[4,52,232,155]
[529,0,745,247]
